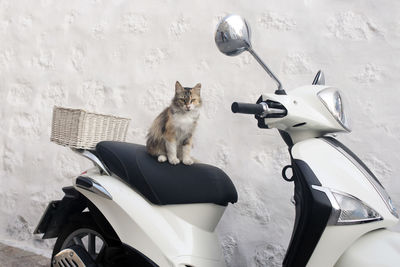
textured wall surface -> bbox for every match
[0,0,400,265]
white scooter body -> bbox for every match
[75,168,227,267]
[65,84,399,267]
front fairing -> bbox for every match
[258,85,349,144]
[292,138,397,224]
[286,137,398,267]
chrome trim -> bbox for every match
[323,138,399,218]
[53,248,86,267]
[311,185,341,225]
[259,101,286,118]
[76,176,112,200]
[71,149,111,176]
[248,47,284,92]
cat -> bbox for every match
[146,81,202,165]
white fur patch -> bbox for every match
[158,155,167,162]
[168,157,180,165]
[171,110,199,142]
[182,157,194,165]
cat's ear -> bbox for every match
[175,81,184,93]
[193,83,201,94]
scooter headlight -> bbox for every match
[332,191,382,225]
[317,88,351,132]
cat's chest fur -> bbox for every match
[171,110,199,137]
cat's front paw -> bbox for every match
[168,157,180,165]
[182,157,194,165]
[158,155,167,162]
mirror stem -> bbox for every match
[247,48,286,95]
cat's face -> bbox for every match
[173,81,202,112]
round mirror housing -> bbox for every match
[215,14,251,56]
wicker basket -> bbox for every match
[51,106,130,150]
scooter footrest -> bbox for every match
[53,245,97,267]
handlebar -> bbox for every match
[231,102,265,115]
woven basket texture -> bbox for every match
[51,106,130,149]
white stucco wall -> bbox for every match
[0,0,399,265]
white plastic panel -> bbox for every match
[260,85,348,143]
[74,167,226,267]
[335,229,400,267]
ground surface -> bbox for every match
[0,243,49,267]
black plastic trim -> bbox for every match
[292,122,306,128]
[76,176,93,189]
[34,200,61,235]
[275,89,287,95]
[279,130,294,148]
[86,200,120,242]
[118,243,159,267]
[283,159,332,267]
[35,186,87,238]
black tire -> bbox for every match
[52,212,118,266]
[51,212,156,267]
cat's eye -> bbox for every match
[190,99,196,103]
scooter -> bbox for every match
[34,14,400,267]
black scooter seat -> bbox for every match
[95,141,238,206]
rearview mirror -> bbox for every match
[215,14,251,56]
[214,14,285,94]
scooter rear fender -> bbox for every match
[34,186,87,238]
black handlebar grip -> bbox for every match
[231,102,264,115]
